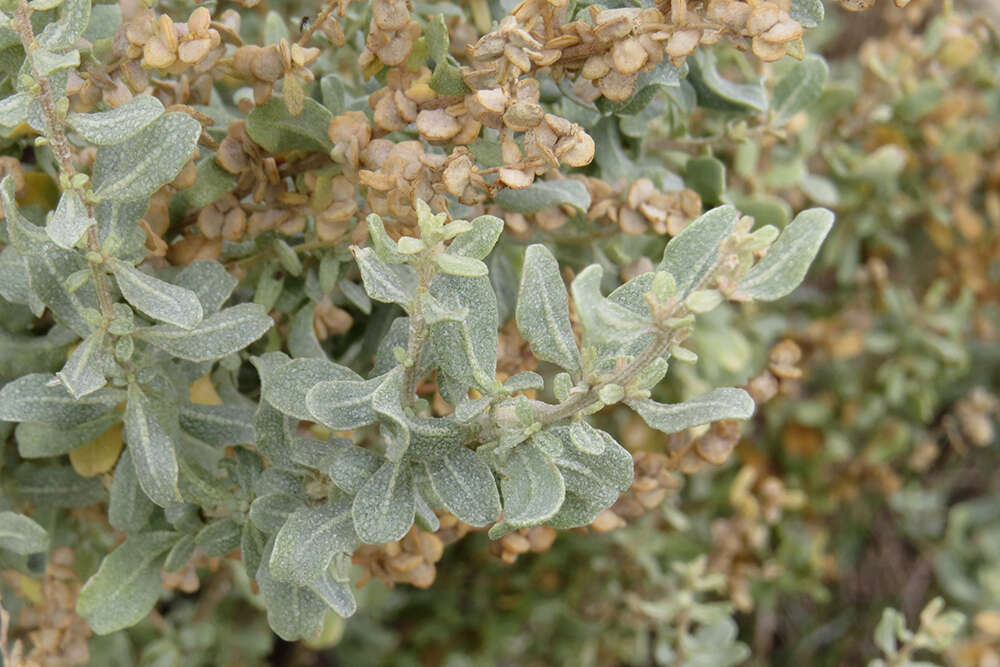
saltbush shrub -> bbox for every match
[0,0,996,664]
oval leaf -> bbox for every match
[91,112,201,202]
[628,387,755,435]
[739,208,834,301]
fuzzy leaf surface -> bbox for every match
[426,447,501,527]
[628,387,755,434]
[516,244,581,375]
[76,532,177,634]
[92,112,201,202]
[138,303,272,361]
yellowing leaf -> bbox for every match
[70,422,124,477]
[189,375,223,406]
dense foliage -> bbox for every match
[0,0,996,664]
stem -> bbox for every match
[297,0,339,46]
[401,261,434,407]
[12,0,115,320]
[531,330,675,425]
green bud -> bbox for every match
[597,383,624,405]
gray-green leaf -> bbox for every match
[352,461,415,544]
[658,205,740,297]
[516,244,581,376]
[353,247,417,309]
[306,376,382,430]
[0,511,49,555]
[546,426,633,528]
[245,97,334,153]
[738,207,834,301]
[255,353,361,422]
[108,449,155,533]
[628,387,755,434]
[488,440,565,539]
[124,383,182,507]
[571,265,654,347]
[0,373,119,426]
[495,179,590,215]
[447,215,504,260]
[772,55,829,126]
[76,532,178,634]
[425,447,501,527]
[47,190,95,249]
[66,96,165,145]
[137,303,272,360]
[270,498,357,587]
[37,0,90,51]
[111,260,203,329]
[56,329,108,399]
[567,419,605,455]
[91,112,201,202]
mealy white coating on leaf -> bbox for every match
[495,179,591,214]
[352,461,415,544]
[306,376,382,430]
[447,215,504,260]
[37,0,90,51]
[32,47,79,76]
[137,303,272,361]
[772,56,829,126]
[178,403,255,447]
[249,494,304,535]
[0,511,50,555]
[163,534,196,572]
[173,260,238,313]
[425,447,501,527]
[76,532,177,634]
[46,190,95,250]
[195,518,242,557]
[429,274,498,392]
[254,353,361,422]
[307,569,358,618]
[269,498,358,587]
[571,264,654,348]
[92,112,201,202]
[516,244,582,376]
[0,373,118,426]
[256,546,327,642]
[66,96,165,146]
[567,420,605,455]
[503,371,545,392]
[738,208,835,301]
[56,329,108,399]
[690,50,768,113]
[628,387,755,435]
[12,464,105,507]
[434,252,488,277]
[488,440,565,539]
[789,0,824,28]
[111,260,203,329]
[353,246,417,309]
[124,383,182,507]
[2,177,98,337]
[658,205,740,297]
[0,92,29,128]
[370,368,411,461]
[545,427,633,528]
[16,412,121,459]
[326,444,383,495]
[108,449,155,533]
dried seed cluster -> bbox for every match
[463,0,805,109]
[6,548,90,667]
[353,521,457,589]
